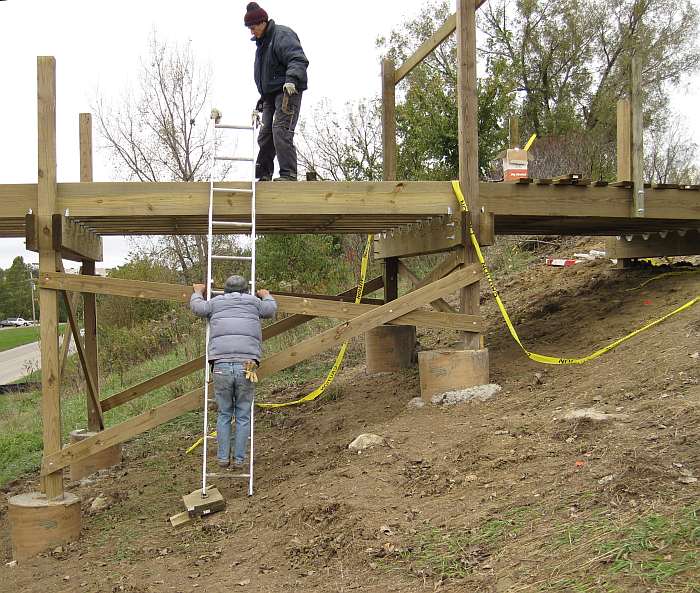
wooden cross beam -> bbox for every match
[38,273,483,332]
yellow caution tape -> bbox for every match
[451,180,699,365]
[626,270,699,291]
[257,234,373,408]
[186,235,374,452]
[186,431,215,455]
[523,133,537,152]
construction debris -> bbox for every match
[348,434,384,451]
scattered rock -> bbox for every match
[598,474,614,485]
[690,351,699,359]
[406,397,426,409]
[464,474,478,482]
[493,430,509,436]
[348,434,385,451]
[678,476,697,485]
[379,525,393,536]
[561,408,628,422]
[431,384,502,406]
[90,495,109,512]
[237,579,251,586]
[533,372,545,385]
[5,561,17,568]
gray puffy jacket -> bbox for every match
[190,292,277,363]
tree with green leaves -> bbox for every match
[378,1,516,179]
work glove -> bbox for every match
[255,97,264,112]
[244,360,259,383]
[283,82,298,95]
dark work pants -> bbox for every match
[256,91,303,180]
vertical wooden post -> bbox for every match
[456,0,482,350]
[79,113,101,431]
[509,117,519,149]
[37,56,63,499]
[616,99,632,182]
[381,58,399,301]
[630,56,645,217]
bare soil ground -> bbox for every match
[1,244,698,593]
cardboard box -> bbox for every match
[499,148,530,182]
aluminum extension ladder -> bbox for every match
[200,110,260,498]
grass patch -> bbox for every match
[538,506,700,592]
[0,342,204,486]
[0,325,66,353]
[387,507,536,580]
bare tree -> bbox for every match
[296,98,383,182]
[645,114,700,184]
[95,33,231,283]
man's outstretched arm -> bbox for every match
[256,288,278,319]
[190,284,212,318]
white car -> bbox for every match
[0,317,32,327]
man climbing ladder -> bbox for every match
[245,2,309,181]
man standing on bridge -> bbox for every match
[191,275,277,468]
[245,2,309,181]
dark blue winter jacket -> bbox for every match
[253,20,308,96]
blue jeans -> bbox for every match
[211,362,254,464]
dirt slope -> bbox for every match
[1,252,698,593]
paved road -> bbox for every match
[0,339,75,384]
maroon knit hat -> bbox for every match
[244,2,268,27]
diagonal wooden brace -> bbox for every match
[257,263,482,378]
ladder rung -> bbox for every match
[215,124,254,131]
[206,473,250,479]
[212,187,253,194]
[215,156,254,162]
[212,255,253,261]
[213,221,252,228]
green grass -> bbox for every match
[0,325,40,352]
[540,506,700,592]
[387,507,536,579]
[0,342,205,486]
[0,323,69,353]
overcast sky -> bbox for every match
[1,0,699,269]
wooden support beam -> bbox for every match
[79,114,101,431]
[457,0,483,350]
[393,1,486,84]
[617,99,632,182]
[25,213,103,262]
[42,387,203,475]
[101,357,203,413]
[55,259,104,430]
[382,59,397,181]
[39,272,482,332]
[36,56,63,499]
[631,56,645,218]
[384,258,399,302]
[397,261,455,313]
[607,229,700,259]
[42,268,479,474]
[509,117,520,149]
[59,277,81,377]
[4,181,700,229]
[257,264,483,378]
[374,215,462,259]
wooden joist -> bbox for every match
[374,215,462,259]
[26,214,103,262]
[606,228,700,259]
